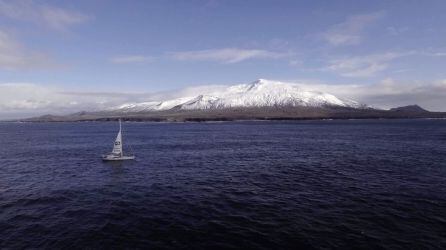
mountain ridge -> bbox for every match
[17,79,446,122]
[113,79,365,112]
[21,105,446,122]
[389,105,429,113]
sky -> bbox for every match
[0,0,445,118]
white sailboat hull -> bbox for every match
[102,154,135,161]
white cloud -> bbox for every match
[386,26,409,36]
[110,55,152,64]
[321,50,446,77]
[0,83,155,119]
[432,52,446,57]
[294,78,446,111]
[325,52,407,77]
[0,83,60,112]
[0,30,55,70]
[322,11,385,46]
[0,0,89,31]
[169,48,288,63]
[0,83,89,112]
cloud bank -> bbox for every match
[322,11,385,46]
[0,83,153,119]
[0,30,56,70]
[170,48,288,63]
[110,55,153,64]
[295,78,446,110]
[0,0,89,31]
[325,52,405,77]
[0,1,91,70]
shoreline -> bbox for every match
[3,116,446,123]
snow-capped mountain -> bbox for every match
[114,79,364,112]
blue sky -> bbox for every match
[0,0,445,117]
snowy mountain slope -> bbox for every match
[114,79,365,112]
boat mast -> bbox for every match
[119,119,123,156]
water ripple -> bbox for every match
[0,120,446,249]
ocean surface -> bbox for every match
[1,119,445,249]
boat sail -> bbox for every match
[111,122,123,156]
[102,119,135,161]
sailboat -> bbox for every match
[102,119,135,161]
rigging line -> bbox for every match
[122,120,135,156]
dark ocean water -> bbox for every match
[1,119,446,249]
